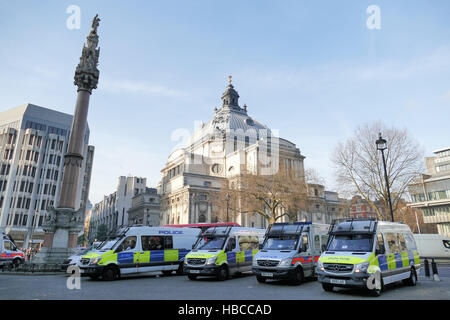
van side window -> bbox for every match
[403,233,417,251]
[238,236,259,251]
[321,235,329,251]
[314,235,320,252]
[398,234,408,251]
[141,236,163,251]
[115,236,137,253]
[385,233,400,254]
[165,236,173,249]
[376,233,385,254]
[301,233,309,252]
[227,237,236,251]
[4,241,14,251]
[443,240,450,249]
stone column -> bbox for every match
[36,15,101,262]
[58,90,91,209]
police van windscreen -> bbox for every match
[195,236,227,250]
[262,236,298,250]
[98,237,121,251]
[327,234,374,252]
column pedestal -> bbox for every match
[33,207,84,265]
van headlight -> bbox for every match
[279,258,292,267]
[206,257,217,265]
[354,262,370,273]
[89,257,101,265]
[317,260,324,271]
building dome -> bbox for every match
[189,79,270,147]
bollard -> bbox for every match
[424,259,430,277]
[431,258,440,282]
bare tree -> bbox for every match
[305,167,326,186]
[212,165,308,224]
[331,122,424,220]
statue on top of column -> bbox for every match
[90,14,100,34]
[74,14,101,92]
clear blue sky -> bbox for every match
[1,1,449,203]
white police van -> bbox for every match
[184,226,266,281]
[252,222,329,284]
[317,219,420,296]
[78,226,201,280]
[0,232,24,267]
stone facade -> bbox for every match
[304,184,349,223]
[127,187,160,226]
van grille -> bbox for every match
[324,263,353,273]
[80,258,90,265]
[257,260,279,267]
[187,258,206,265]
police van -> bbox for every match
[184,226,266,281]
[252,222,329,284]
[317,219,420,296]
[0,232,24,267]
[79,226,201,280]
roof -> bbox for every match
[0,103,90,133]
[433,147,450,154]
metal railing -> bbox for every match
[420,256,450,281]
[0,262,63,273]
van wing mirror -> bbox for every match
[376,245,385,255]
[258,243,263,250]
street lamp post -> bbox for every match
[225,194,230,222]
[376,132,395,222]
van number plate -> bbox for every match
[330,279,345,285]
[190,270,200,274]
[261,272,273,277]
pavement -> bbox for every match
[0,266,449,300]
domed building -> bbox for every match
[159,79,306,228]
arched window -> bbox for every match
[199,214,206,223]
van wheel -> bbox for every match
[188,274,197,280]
[217,265,229,281]
[256,275,266,283]
[13,258,22,267]
[403,267,417,286]
[291,267,304,285]
[102,265,119,281]
[322,283,334,292]
[370,276,384,297]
